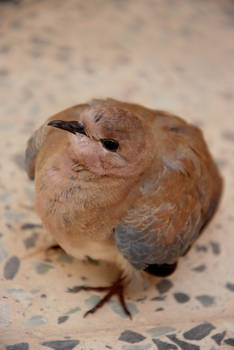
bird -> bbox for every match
[25,98,222,318]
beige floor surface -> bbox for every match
[0,0,234,349]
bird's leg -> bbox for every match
[67,276,132,319]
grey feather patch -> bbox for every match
[114,218,203,270]
[25,136,36,180]
[140,177,158,196]
[25,123,48,180]
[162,155,191,176]
[114,224,173,270]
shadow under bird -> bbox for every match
[25,98,222,317]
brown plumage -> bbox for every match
[25,98,222,317]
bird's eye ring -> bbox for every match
[101,139,119,152]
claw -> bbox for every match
[67,277,132,318]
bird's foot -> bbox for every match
[22,244,61,260]
[67,277,132,319]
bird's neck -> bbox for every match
[35,148,142,240]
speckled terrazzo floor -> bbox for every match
[0,0,234,349]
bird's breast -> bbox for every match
[34,159,123,259]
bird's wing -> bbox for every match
[25,122,48,180]
[114,155,221,270]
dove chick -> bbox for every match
[25,98,222,317]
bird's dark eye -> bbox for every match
[101,139,119,152]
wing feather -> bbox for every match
[25,123,48,180]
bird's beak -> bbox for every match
[48,120,86,135]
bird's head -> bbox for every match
[48,99,154,177]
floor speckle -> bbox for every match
[33,262,54,274]
[5,343,29,350]
[211,331,226,346]
[224,338,234,347]
[24,315,47,327]
[146,326,176,338]
[173,292,190,303]
[196,295,215,307]
[40,340,80,350]
[183,322,215,340]
[156,279,173,294]
[4,256,20,280]
[225,282,234,292]
[119,330,146,344]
